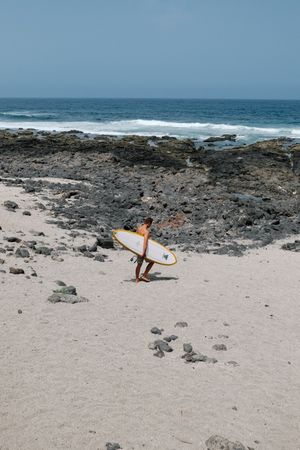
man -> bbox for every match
[135,217,154,283]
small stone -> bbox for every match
[6,236,21,243]
[54,285,77,295]
[106,443,122,450]
[226,361,239,367]
[94,254,106,262]
[218,334,229,339]
[47,293,88,304]
[4,200,19,211]
[163,335,178,342]
[18,309,22,314]
[232,406,238,411]
[205,434,246,450]
[223,322,230,326]
[151,327,162,335]
[0,259,4,265]
[213,344,227,351]
[154,350,165,358]
[9,267,24,275]
[183,343,193,353]
[175,321,188,328]
[154,340,173,352]
[35,246,52,256]
[148,342,157,350]
[22,211,31,216]
[15,247,30,258]
[55,280,66,286]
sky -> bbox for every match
[1,0,300,99]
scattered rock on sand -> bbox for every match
[55,280,66,286]
[105,443,122,450]
[15,247,30,258]
[281,240,300,252]
[163,335,178,342]
[9,267,24,275]
[213,344,227,351]
[183,352,217,364]
[54,285,77,295]
[205,434,246,450]
[47,293,89,304]
[35,246,52,256]
[183,343,193,353]
[4,200,19,211]
[5,236,21,243]
[175,321,188,328]
[151,326,162,335]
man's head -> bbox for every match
[144,217,153,228]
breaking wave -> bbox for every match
[0,118,299,143]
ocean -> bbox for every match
[0,98,299,144]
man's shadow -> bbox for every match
[125,271,178,283]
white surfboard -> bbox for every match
[112,229,177,266]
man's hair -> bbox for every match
[144,217,153,226]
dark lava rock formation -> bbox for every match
[0,129,299,255]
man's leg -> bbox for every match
[135,262,142,283]
[143,262,154,280]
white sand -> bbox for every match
[0,181,299,450]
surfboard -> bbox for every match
[112,229,177,266]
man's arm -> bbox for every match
[142,231,149,257]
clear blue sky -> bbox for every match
[1,0,300,99]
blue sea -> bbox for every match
[0,98,299,144]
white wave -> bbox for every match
[0,111,55,118]
[0,119,299,143]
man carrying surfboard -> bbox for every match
[135,217,154,283]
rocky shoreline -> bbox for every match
[0,129,299,255]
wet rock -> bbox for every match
[151,326,162,335]
[4,200,19,211]
[175,321,188,328]
[205,434,246,450]
[9,267,24,274]
[15,247,30,258]
[212,344,227,351]
[47,293,88,304]
[183,343,193,353]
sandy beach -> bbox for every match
[1,180,299,450]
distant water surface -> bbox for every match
[0,98,299,144]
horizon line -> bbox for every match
[0,96,300,102]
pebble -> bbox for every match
[151,327,162,335]
[175,321,188,328]
[9,267,25,275]
[105,443,122,450]
[54,285,77,295]
[55,280,66,286]
[163,335,178,342]
[18,309,22,314]
[205,434,246,450]
[212,344,227,351]
[15,247,30,258]
[152,340,173,352]
[4,200,19,211]
[154,350,165,358]
[22,210,31,216]
[183,343,193,353]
